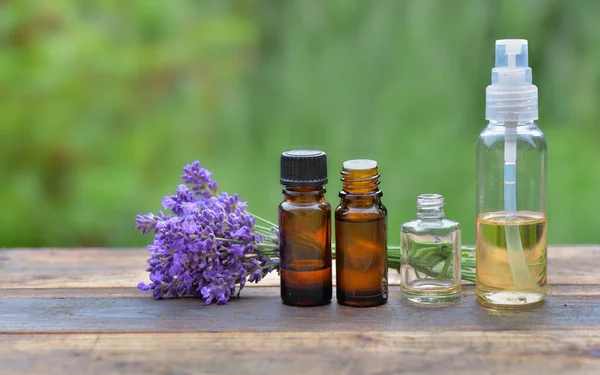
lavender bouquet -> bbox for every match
[137,161,476,304]
[136,161,280,304]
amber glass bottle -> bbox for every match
[279,150,332,306]
[335,159,388,307]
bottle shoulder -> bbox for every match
[336,199,386,213]
[335,202,386,220]
[279,200,331,213]
[478,122,546,151]
[479,122,544,135]
[401,219,460,234]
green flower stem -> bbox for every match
[437,256,452,280]
[251,218,477,283]
[214,237,279,249]
[333,244,476,283]
[253,228,277,240]
[255,224,277,234]
[249,213,278,228]
[255,243,279,249]
[386,243,476,283]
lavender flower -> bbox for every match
[137,161,279,304]
[181,161,218,198]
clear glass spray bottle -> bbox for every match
[476,40,547,308]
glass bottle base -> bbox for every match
[401,283,461,304]
[337,291,387,307]
[280,286,332,307]
[280,266,332,307]
[282,299,331,307]
[477,291,545,308]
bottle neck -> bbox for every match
[339,166,381,198]
[283,186,325,203]
[488,119,535,127]
[417,194,445,222]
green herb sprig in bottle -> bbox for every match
[400,194,461,304]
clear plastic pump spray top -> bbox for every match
[486,39,539,291]
[486,39,538,123]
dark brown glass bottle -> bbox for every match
[335,159,388,307]
[279,150,332,306]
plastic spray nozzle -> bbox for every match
[493,39,531,86]
[486,39,538,123]
[495,39,529,70]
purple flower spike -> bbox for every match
[181,161,218,198]
[136,212,165,234]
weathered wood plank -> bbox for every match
[0,246,598,289]
[3,331,600,375]
[0,248,149,289]
[548,247,600,284]
[1,286,599,333]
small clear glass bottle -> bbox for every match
[335,159,388,307]
[476,39,547,308]
[400,194,461,304]
[279,150,332,306]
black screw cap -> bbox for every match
[280,150,328,186]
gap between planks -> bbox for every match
[2,285,600,298]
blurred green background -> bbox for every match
[2,0,599,247]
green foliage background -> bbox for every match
[2,0,599,247]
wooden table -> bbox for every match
[1,246,600,374]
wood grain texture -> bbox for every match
[0,246,598,289]
[1,247,600,375]
[3,331,600,375]
[1,286,599,333]
[0,248,149,289]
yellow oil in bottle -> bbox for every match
[476,211,547,308]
